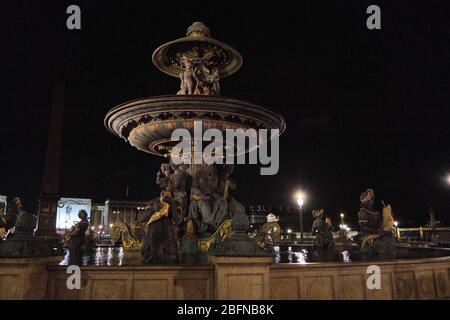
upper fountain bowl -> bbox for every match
[152,21,243,79]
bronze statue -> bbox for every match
[168,161,190,219]
[0,197,23,238]
[140,191,182,263]
[357,188,396,256]
[156,163,172,191]
[188,164,245,237]
[0,198,52,258]
[311,209,335,250]
[189,165,231,236]
[140,162,189,264]
[68,210,90,265]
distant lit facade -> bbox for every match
[90,203,107,231]
[104,199,148,231]
[54,197,148,234]
[56,198,92,232]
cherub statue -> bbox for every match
[192,64,221,96]
[177,57,195,95]
[205,67,220,95]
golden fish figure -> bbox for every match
[361,204,394,249]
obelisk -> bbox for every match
[34,80,64,244]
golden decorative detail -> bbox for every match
[110,222,142,249]
[382,204,394,231]
[252,222,281,249]
[191,194,202,201]
[110,194,172,250]
[197,220,281,253]
[147,191,171,226]
[198,219,232,253]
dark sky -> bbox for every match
[1,0,449,226]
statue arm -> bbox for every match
[0,214,16,230]
[69,222,85,236]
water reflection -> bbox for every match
[59,245,450,266]
[60,247,124,266]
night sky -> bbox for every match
[1,0,449,227]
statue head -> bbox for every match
[8,197,23,215]
[312,209,325,220]
[360,188,375,208]
[78,209,88,220]
[160,163,171,176]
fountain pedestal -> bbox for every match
[208,256,273,300]
[207,202,274,299]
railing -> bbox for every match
[397,227,450,241]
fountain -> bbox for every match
[1,22,450,300]
[104,21,284,263]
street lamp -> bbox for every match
[394,221,399,239]
[295,192,305,243]
[339,212,346,238]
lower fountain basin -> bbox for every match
[44,245,450,300]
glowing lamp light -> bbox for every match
[287,229,292,234]
[295,191,305,208]
[90,226,95,230]
[394,221,399,227]
[109,224,113,228]
[340,213,345,218]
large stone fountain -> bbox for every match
[2,22,450,301]
[104,22,285,263]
